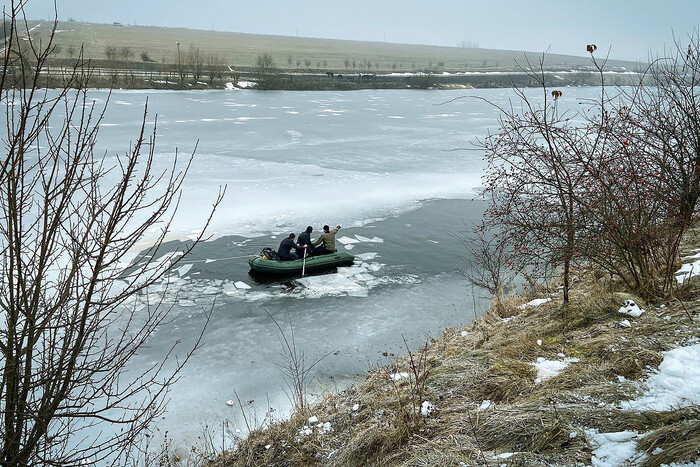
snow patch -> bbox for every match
[618,299,645,317]
[532,356,580,383]
[586,429,645,466]
[420,401,434,416]
[390,372,410,381]
[519,297,551,310]
[620,343,700,411]
[478,400,494,411]
[676,257,700,283]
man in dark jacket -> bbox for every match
[296,226,315,257]
[313,225,341,255]
[277,233,300,261]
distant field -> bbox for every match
[29,20,642,74]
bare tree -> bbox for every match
[105,45,117,61]
[477,56,598,303]
[615,33,700,289]
[474,44,700,300]
[255,53,276,77]
[205,52,223,84]
[120,46,133,62]
[188,43,204,82]
[1,2,224,465]
[458,225,512,304]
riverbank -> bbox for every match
[5,66,647,91]
[209,225,700,465]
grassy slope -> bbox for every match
[39,21,641,73]
[212,225,700,466]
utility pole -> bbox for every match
[176,41,183,83]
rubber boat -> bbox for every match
[248,251,354,275]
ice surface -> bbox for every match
[86,87,561,448]
[355,252,378,261]
[176,264,192,277]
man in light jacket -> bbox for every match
[313,225,341,255]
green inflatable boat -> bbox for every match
[248,250,354,275]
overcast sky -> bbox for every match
[4,0,699,62]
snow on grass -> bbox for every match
[478,400,494,411]
[298,415,334,436]
[620,343,700,411]
[420,401,434,416]
[585,429,646,467]
[675,250,700,283]
[390,372,410,381]
[532,356,580,383]
[225,81,256,89]
[518,297,551,310]
[618,299,645,317]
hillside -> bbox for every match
[33,20,642,75]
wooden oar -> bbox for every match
[301,246,308,277]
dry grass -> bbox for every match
[206,241,700,466]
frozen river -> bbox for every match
[46,86,599,455]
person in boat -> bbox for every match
[313,225,341,255]
[296,226,316,257]
[278,233,302,261]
